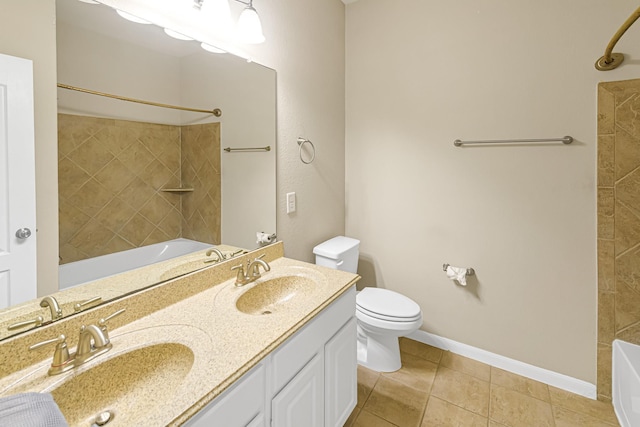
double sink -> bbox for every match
[0,261,328,426]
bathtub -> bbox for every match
[613,339,640,427]
[59,238,212,289]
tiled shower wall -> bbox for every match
[58,114,220,264]
[597,79,640,401]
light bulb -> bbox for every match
[116,10,152,25]
[164,28,194,41]
[200,0,232,32]
[237,6,265,44]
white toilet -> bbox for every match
[313,236,423,373]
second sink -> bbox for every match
[236,275,318,315]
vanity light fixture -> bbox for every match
[235,0,265,44]
[116,9,152,25]
[194,0,265,44]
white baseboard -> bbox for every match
[407,330,597,399]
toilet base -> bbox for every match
[357,331,402,373]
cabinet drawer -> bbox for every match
[271,287,355,394]
[185,362,265,427]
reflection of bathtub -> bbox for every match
[613,339,640,427]
[59,238,211,289]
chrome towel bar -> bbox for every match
[453,136,573,147]
[224,146,271,152]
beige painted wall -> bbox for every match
[0,0,58,297]
[345,0,640,383]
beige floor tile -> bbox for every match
[358,365,380,408]
[553,405,620,427]
[399,338,444,364]
[344,406,360,427]
[363,376,429,427]
[490,367,550,402]
[353,410,398,427]
[382,352,438,391]
[421,396,488,427]
[440,352,491,382]
[431,366,490,417]
[490,384,554,427]
[549,386,618,424]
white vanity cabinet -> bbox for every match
[185,286,356,427]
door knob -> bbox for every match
[15,228,32,239]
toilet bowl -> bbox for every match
[313,236,423,373]
[355,287,422,372]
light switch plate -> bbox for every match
[286,192,296,214]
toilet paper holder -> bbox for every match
[442,264,475,276]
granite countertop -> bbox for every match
[0,249,359,426]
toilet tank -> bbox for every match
[313,236,360,273]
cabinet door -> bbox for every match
[272,352,324,427]
[324,318,357,427]
[185,363,265,427]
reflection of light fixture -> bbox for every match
[116,10,152,24]
[235,0,265,44]
[164,28,194,41]
[201,43,226,54]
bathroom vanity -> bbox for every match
[0,242,360,426]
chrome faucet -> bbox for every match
[205,247,225,263]
[231,255,270,286]
[40,296,63,321]
[75,324,112,365]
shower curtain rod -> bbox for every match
[595,6,640,71]
[57,83,222,117]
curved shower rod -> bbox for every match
[595,6,640,71]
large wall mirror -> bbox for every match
[0,0,276,341]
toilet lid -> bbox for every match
[356,288,421,320]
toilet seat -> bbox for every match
[356,288,421,321]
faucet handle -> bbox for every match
[98,308,126,339]
[29,334,74,375]
[8,316,44,331]
[231,264,251,286]
[74,296,102,312]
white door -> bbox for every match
[0,53,37,308]
[272,352,324,427]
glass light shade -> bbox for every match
[116,10,152,24]
[201,0,232,32]
[164,28,194,41]
[237,6,265,44]
[201,42,226,54]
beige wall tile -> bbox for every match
[615,202,640,256]
[597,85,615,135]
[490,384,554,427]
[616,168,640,218]
[58,157,91,201]
[598,135,615,187]
[597,344,612,402]
[598,239,616,293]
[616,93,640,140]
[598,187,615,240]
[614,128,640,182]
[430,366,490,417]
[421,396,487,427]
[616,322,640,344]
[440,352,491,382]
[616,246,640,293]
[598,291,615,344]
[615,278,640,331]
[363,376,429,427]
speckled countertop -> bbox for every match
[0,243,360,426]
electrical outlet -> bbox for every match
[286,192,296,214]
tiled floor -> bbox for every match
[344,338,620,427]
